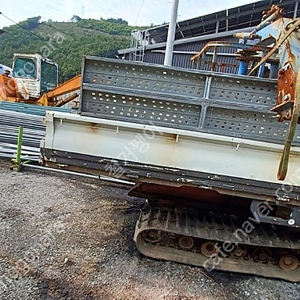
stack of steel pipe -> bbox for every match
[0,101,73,162]
[0,109,44,162]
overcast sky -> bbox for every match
[1,0,258,29]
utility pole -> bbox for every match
[164,0,179,66]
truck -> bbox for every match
[40,5,300,281]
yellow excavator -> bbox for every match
[0,53,81,107]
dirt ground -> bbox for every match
[0,159,299,300]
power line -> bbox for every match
[0,12,46,41]
[135,0,145,25]
[0,12,71,42]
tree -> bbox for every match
[106,18,128,25]
[71,15,82,22]
[20,16,41,30]
[0,17,147,83]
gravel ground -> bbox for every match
[0,159,300,300]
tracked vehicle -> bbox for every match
[41,5,300,281]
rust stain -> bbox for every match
[285,41,296,65]
[273,64,296,121]
[89,122,99,132]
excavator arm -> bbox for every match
[37,74,81,106]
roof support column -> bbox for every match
[164,0,179,66]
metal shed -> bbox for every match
[118,0,300,73]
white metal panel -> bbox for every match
[43,111,300,185]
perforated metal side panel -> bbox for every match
[82,89,201,128]
[204,108,292,142]
[80,56,300,145]
[209,76,275,108]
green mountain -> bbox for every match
[0,16,148,82]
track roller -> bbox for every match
[201,241,219,258]
[279,255,299,271]
[178,236,194,250]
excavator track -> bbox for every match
[134,206,300,282]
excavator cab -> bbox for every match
[11,53,58,99]
[0,52,80,106]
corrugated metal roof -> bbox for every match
[145,0,300,43]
